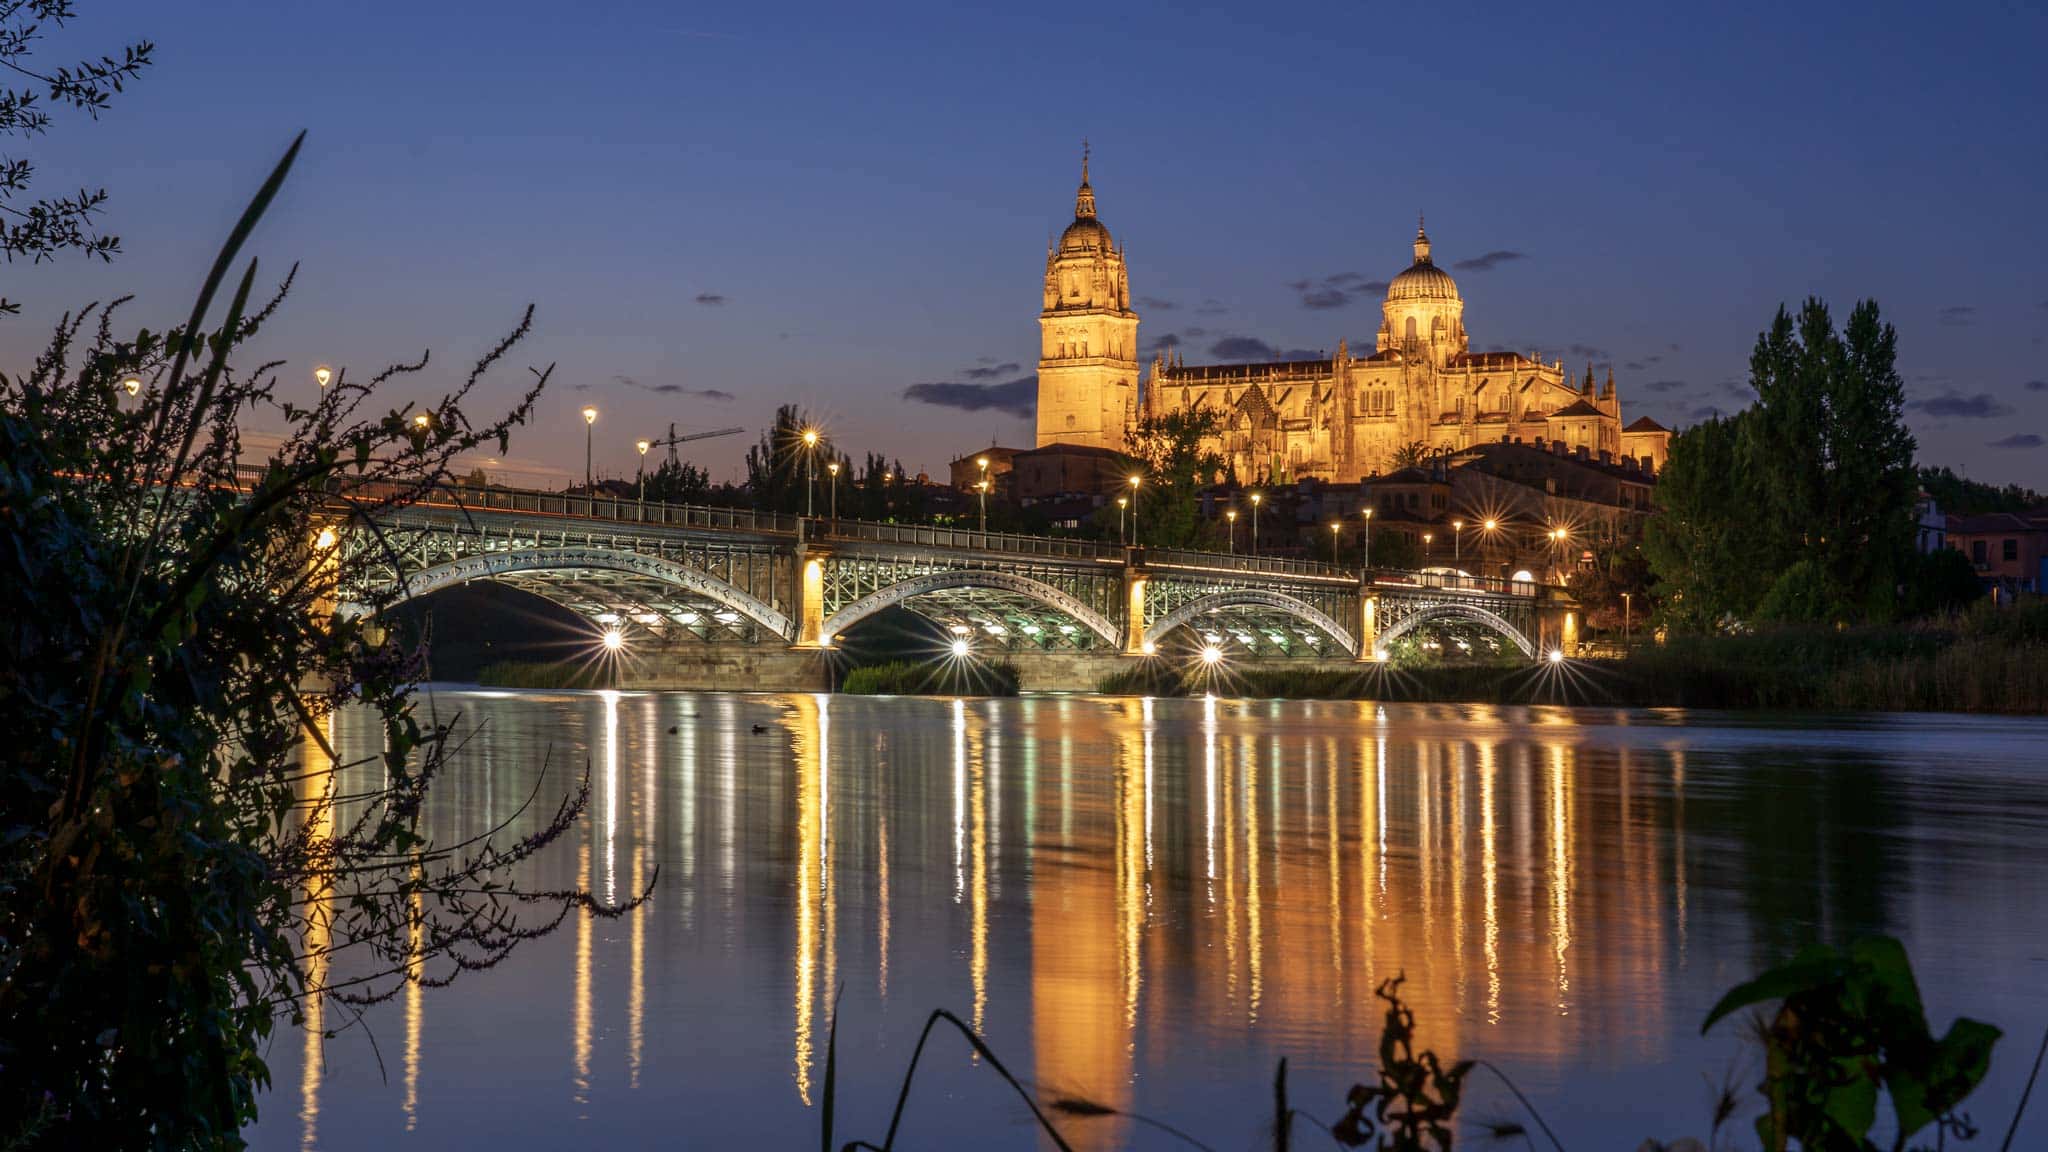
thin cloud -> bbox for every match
[1566,343,1609,362]
[904,376,1036,418]
[613,375,735,401]
[1938,305,1974,327]
[1210,336,1276,361]
[1452,250,1526,272]
[963,361,1020,380]
[1909,390,2012,419]
[694,293,727,306]
[1195,299,1228,316]
[2024,379,2048,392]
[1988,433,2043,449]
[1137,295,1179,311]
[1300,287,1351,310]
[1143,332,1183,355]
[1645,379,1688,392]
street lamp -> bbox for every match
[1226,508,1238,554]
[581,406,598,491]
[1362,506,1373,569]
[1423,531,1434,564]
[1116,496,1128,544]
[802,428,820,517]
[314,365,332,389]
[1452,518,1464,565]
[635,438,651,503]
[1127,475,1142,545]
[976,478,988,533]
[1249,491,1263,557]
[828,460,841,522]
[413,412,431,431]
[1329,521,1342,565]
[121,375,142,397]
[1622,591,1633,649]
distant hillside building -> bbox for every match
[1031,154,1672,481]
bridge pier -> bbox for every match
[1536,604,1580,658]
[1355,586,1380,662]
[1122,568,1149,655]
[618,643,832,692]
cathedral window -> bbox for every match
[1405,317,1417,343]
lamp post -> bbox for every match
[1249,491,1262,557]
[1452,518,1463,565]
[581,406,598,491]
[1117,496,1127,544]
[1622,591,1632,649]
[1127,475,1142,545]
[977,479,989,533]
[802,428,820,517]
[635,438,651,503]
[1481,518,1499,581]
[313,365,332,389]
[828,460,840,523]
[1330,521,1342,565]
[1423,531,1434,564]
[1362,506,1373,569]
[1226,508,1238,554]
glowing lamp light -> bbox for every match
[121,376,142,396]
[636,438,651,456]
[1547,648,1564,664]
[1483,518,1498,531]
[1373,649,1388,662]
[1200,645,1224,666]
[1140,640,1157,656]
[413,412,431,429]
[313,527,337,551]
[313,365,333,388]
[582,406,599,426]
[950,638,970,658]
[602,629,626,652]
[803,428,819,446]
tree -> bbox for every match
[642,456,709,503]
[1916,465,2044,517]
[1742,298,1916,622]
[2,1,153,315]
[0,139,623,1144]
[1643,412,1766,632]
[1388,440,1431,471]
[1566,541,1654,633]
[1123,405,1226,548]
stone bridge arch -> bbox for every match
[817,569,1121,648]
[1375,602,1535,659]
[380,546,793,639]
[1145,588,1359,657]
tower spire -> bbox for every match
[1075,139,1096,219]
[1413,213,1432,264]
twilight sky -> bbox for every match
[7,1,2046,486]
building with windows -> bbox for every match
[1031,156,1671,481]
[1947,511,2048,599]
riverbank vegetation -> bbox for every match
[841,658,1020,696]
[0,140,622,1144]
[824,935,2030,1152]
[1096,601,2048,713]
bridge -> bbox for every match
[334,481,1581,690]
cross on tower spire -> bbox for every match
[1075,139,1097,219]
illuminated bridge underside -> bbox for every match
[1375,599,1536,659]
[819,569,1120,651]
[1146,589,1359,659]
[389,547,791,642]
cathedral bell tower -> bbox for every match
[1036,146,1140,449]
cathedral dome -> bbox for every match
[1385,219,1459,302]
[1059,214,1114,252]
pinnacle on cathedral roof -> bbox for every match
[1075,140,1096,220]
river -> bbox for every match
[251,689,2048,1149]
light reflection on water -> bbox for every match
[254,692,2048,1151]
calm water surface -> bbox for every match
[251,690,2048,1149]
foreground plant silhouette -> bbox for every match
[0,135,631,1145]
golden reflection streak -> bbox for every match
[601,691,619,907]
[1550,743,1573,1012]
[1224,733,1239,1007]
[1480,742,1500,1025]
[1358,727,1376,988]
[631,702,655,1090]
[1673,748,1689,970]
[971,708,989,1037]
[1326,740,1342,991]
[1203,696,1217,902]
[792,695,825,1105]
[821,695,837,1061]
[1118,704,1145,1034]
[878,739,890,1000]
[573,839,592,1113]
[1242,741,1263,1023]
[403,868,423,1130]
[953,699,966,903]
[299,712,334,1152]
[1451,741,1467,1010]
[1142,696,1155,877]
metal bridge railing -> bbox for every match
[1143,547,1354,581]
[1365,568,1546,596]
[819,519,1121,560]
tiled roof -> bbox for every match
[1548,399,1603,418]
[1623,415,1669,433]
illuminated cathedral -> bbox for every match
[1033,156,1670,480]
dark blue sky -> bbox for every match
[9,1,2046,486]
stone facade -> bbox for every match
[1032,159,1671,481]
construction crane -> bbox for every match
[650,422,744,466]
